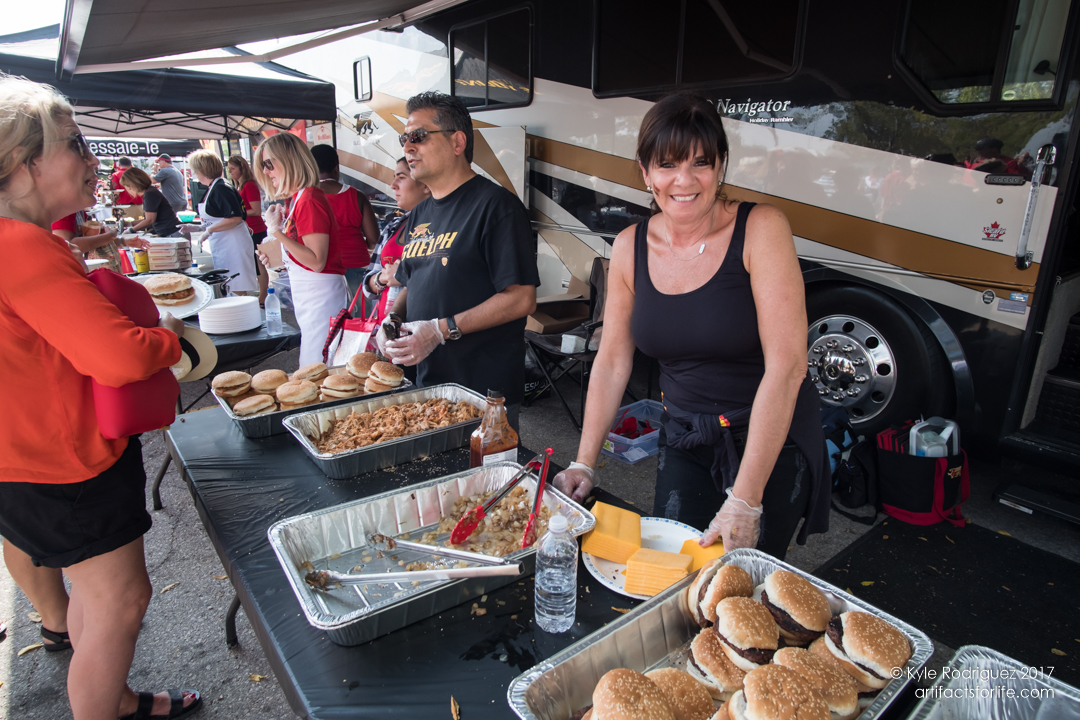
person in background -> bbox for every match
[552,93,830,561]
[188,150,258,297]
[966,136,1033,180]
[363,157,430,325]
[254,133,348,365]
[110,156,141,205]
[52,210,150,273]
[309,144,379,300]
[120,167,181,238]
[152,154,187,212]
[227,154,270,305]
[0,73,200,720]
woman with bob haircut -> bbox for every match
[120,166,181,238]
[0,74,201,719]
[253,132,348,365]
[227,154,270,304]
[188,149,258,295]
[553,93,829,560]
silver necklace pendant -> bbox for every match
[698,243,705,255]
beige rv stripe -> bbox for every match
[338,148,394,188]
[529,135,649,191]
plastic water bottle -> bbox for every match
[534,514,577,633]
[265,288,283,337]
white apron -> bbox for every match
[200,178,258,294]
[284,189,348,366]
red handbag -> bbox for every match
[85,269,180,439]
[324,284,380,365]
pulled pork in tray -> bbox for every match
[313,398,481,453]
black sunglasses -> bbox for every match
[53,133,93,161]
[398,128,452,147]
[261,158,275,172]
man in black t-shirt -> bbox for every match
[379,92,538,427]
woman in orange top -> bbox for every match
[0,75,200,720]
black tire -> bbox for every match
[806,284,952,435]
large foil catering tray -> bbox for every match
[507,548,934,720]
[907,645,1080,719]
[267,461,596,646]
[212,365,411,439]
[282,383,485,478]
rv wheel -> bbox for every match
[806,285,950,435]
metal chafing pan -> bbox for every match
[907,645,1080,719]
[213,366,411,439]
[507,548,934,720]
[267,462,596,646]
[282,383,485,479]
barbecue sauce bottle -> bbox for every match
[469,390,518,467]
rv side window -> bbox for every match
[593,0,801,97]
[450,8,532,110]
[353,57,372,102]
[900,0,1074,105]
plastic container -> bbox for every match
[910,417,959,457]
[264,288,283,336]
[269,276,293,310]
[600,399,663,464]
[534,514,577,633]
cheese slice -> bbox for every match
[624,547,693,596]
[582,502,641,563]
[679,538,725,571]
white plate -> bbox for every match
[130,274,214,320]
[582,516,703,600]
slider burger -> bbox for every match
[823,612,911,692]
[225,388,259,408]
[686,628,746,701]
[808,637,880,710]
[773,647,859,720]
[590,668,674,720]
[276,380,320,410]
[727,665,829,720]
[690,561,754,627]
[292,362,329,384]
[756,570,831,646]
[644,668,714,720]
[251,369,289,395]
[366,361,404,393]
[710,701,732,720]
[232,394,277,418]
[320,374,362,400]
[713,597,779,672]
[346,352,378,380]
[212,371,251,398]
[144,273,195,306]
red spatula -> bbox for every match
[450,451,548,545]
[520,448,554,548]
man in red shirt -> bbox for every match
[110,157,142,204]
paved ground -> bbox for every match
[2,344,1078,718]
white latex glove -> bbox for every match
[699,488,763,550]
[263,205,284,235]
[384,319,444,367]
[552,462,595,503]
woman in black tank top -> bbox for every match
[553,94,830,560]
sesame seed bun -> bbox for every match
[773,647,858,719]
[808,638,879,698]
[645,668,714,720]
[713,598,779,672]
[688,560,722,627]
[592,669,674,720]
[824,612,911,691]
[369,361,404,386]
[761,570,832,644]
[321,373,362,398]
[710,700,731,720]
[211,371,251,397]
[232,394,277,417]
[144,273,195,305]
[291,362,328,383]
[700,564,755,626]
[347,352,378,379]
[276,379,319,406]
[729,665,830,720]
[687,628,746,700]
[364,377,394,394]
[251,369,289,394]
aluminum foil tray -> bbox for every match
[267,461,596,646]
[507,548,934,720]
[907,645,1080,719]
[212,366,412,439]
[282,383,485,479]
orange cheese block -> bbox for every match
[624,547,693,596]
[582,502,641,563]
[679,538,725,571]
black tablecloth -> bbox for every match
[185,315,301,375]
[167,408,640,719]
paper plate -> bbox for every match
[130,274,214,320]
[582,516,703,600]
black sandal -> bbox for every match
[119,689,202,720]
[41,626,72,652]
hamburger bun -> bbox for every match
[232,394,277,417]
[276,380,319,407]
[760,570,832,645]
[824,612,910,691]
[591,669,674,720]
[687,628,746,700]
[728,665,830,720]
[144,273,195,306]
[773,648,859,720]
[251,369,289,394]
[321,373,362,398]
[369,361,404,387]
[212,371,251,397]
[808,637,879,707]
[645,668,714,720]
[700,564,755,626]
[365,377,394,394]
[713,597,780,672]
[225,388,260,408]
[582,710,593,720]
[711,701,731,720]
[688,560,722,626]
[347,352,378,380]
[291,362,329,384]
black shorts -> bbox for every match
[251,230,267,251]
[0,437,152,568]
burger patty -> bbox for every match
[827,617,888,681]
[154,287,195,300]
[859,690,881,699]
[716,631,775,666]
[688,655,711,680]
[761,590,822,643]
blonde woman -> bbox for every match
[227,154,269,303]
[188,149,258,295]
[120,167,181,237]
[254,133,348,365]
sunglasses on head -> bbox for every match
[398,128,452,147]
[261,158,275,172]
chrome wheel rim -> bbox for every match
[807,314,897,424]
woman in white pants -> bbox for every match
[253,134,348,365]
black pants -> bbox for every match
[652,426,810,560]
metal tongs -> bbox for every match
[450,449,552,545]
[520,449,553,548]
[367,534,509,566]
[305,562,523,589]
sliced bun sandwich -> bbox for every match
[232,394,277,417]
[713,597,779,673]
[808,637,880,709]
[251,369,289,394]
[727,664,829,720]
[645,668,714,720]
[277,380,320,410]
[591,668,674,720]
[758,570,832,646]
[346,352,378,380]
[823,611,911,691]
[212,371,251,398]
[291,362,329,384]
[144,273,195,305]
[773,647,859,720]
[686,627,746,701]
[321,373,361,399]
[369,361,404,387]
[698,563,754,627]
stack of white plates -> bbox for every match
[199,296,263,334]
